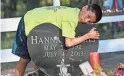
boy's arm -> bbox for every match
[65,28,99,47]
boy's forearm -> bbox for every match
[65,33,89,47]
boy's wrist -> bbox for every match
[85,33,90,40]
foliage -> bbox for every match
[1,32,16,49]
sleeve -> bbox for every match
[61,21,76,38]
[12,16,29,58]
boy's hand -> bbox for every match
[65,28,99,47]
[87,28,100,39]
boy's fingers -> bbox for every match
[96,33,100,35]
[96,31,99,33]
[91,28,96,31]
[93,28,96,30]
[95,37,99,39]
[96,34,100,37]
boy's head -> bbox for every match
[79,4,102,24]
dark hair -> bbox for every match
[88,4,102,23]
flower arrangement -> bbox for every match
[114,63,124,76]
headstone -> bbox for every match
[27,23,99,76]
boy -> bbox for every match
[12,4,102,76]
